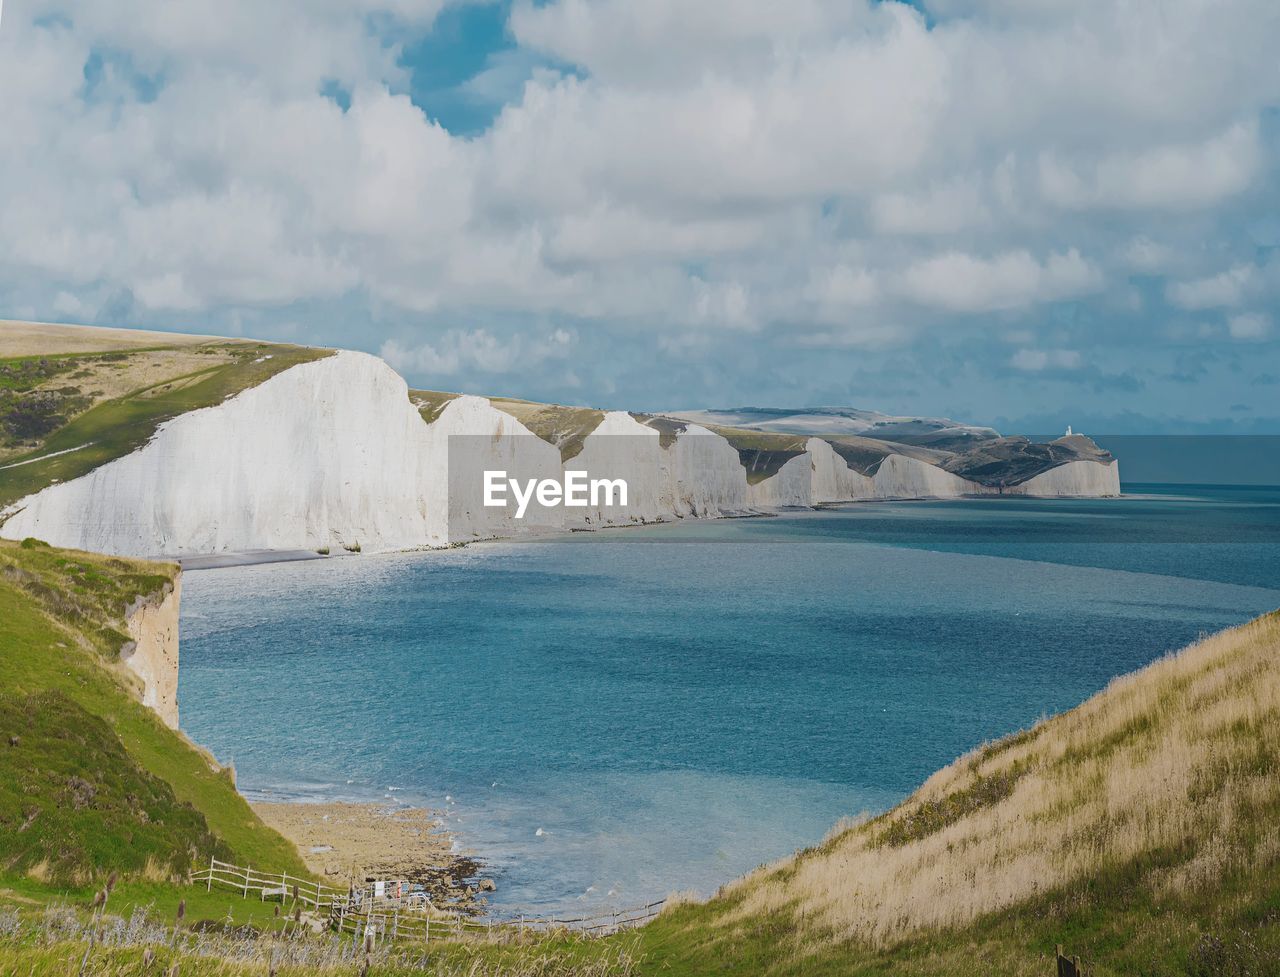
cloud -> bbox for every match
[0,0,1278,424]
[381,327,576,377]
[870,178,990,236]
[1120,237,1178,274]
[1010,348,1082,372]
[804,265,880,318]
[1037,123,1260,212]
[895,249,1102,313]
[1228,313,1270,341]
[509,0,886,84]
[1166,265,1254,310]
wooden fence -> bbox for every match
[191,858,347,912]
[191,857,666,943]
[1056,945,1086,977]
[330,899,666,946]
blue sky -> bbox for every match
[399,0,524,134]
[1,0,1279,433]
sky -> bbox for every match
[1,0,1279,433]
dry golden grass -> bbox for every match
[489,398,606,461]
[730,612,1280,948]
[0,347,241,461]
[0,903,645,977]
[0,319,227,356]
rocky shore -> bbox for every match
[252,802,495,913]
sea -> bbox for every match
[179,484,1280,916]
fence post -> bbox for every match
[243,865,252,898]
[207,854,213,893]
[1055,945,1085,977]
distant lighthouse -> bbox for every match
[1065,425,1073,436]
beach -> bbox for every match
[251,802,493,911]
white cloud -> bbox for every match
[381,327,576,378]
[1228,313,1270,341]
[0,0,1278,408]
[804,265,880,324]
[33,0,451,94]
[547,207,766,264]
[689,279,755,330]
[1010,348,1083,372]
[510,0,885,84]
[1166,265,1254,310]
[896,249,1102,313]
[870,178,990,236]
[1120,236,1178,274]
[1038,123,1260,212]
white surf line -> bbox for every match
[0,442,95,471]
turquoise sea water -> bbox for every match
[179,484,1280,915]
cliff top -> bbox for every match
[0,321,332,508]
[2,321,1116,511]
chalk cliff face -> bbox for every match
[871,455,983,499]
[122,574,182,729]
[0,351,443,555]
[747,453,813,508]
[808,438,874,504]
[569,412,670,526]
[431,394,564,543]
[667,424,752,517]
[0,349,1121,558]
[1001,459,1122,497]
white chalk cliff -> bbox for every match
[0,349,1120,557]
[999,459,1122,497]
[121,574,182,729]
[2,352,442,555]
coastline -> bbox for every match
[250,801,494,913]
[174,484,1280,921]
[172,488,1129,573]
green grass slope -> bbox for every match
[624,611,1280,976]
[2,544,1276,976]
[489,397,607,462]
[0,339,331,508]
[942,435,1116,488]
[0,540,307,888]
[704,426,809,484]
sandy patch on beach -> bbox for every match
[252,802,491,909]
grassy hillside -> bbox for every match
[704,426,810,484]
[0,542,1277,975]
[0,320,222,356]
[625,611,1280,976]
[489,397,607,462]
[942,435,1116,488]
[0,326,331,508]
[824,434,951,476]
[410,388,462,424]
[0,539,307,887]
